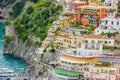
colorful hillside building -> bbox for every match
[55,34,104,79]
[77,6,106,27]
[102,0,119,18]
[95,17,120,34]
[54,32,82,51]
[84,62,120,80]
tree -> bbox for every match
[85,24,95,30]
[5,20,11,26]
[26,6,34,14]
[12,0,63,43]
[10,0,26,18]
[49,48,55,53]
[75,21,82,27]
[30,0,38,3]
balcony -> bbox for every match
[84,45,100,50]
[101,70,107,73]
[62,51,101,58]
[82,9,98,13]
[106,9,116,12]
[109,72,115,75]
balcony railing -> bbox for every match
[109,72,115,75]
[82,9,98,13]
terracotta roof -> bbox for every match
[63,34,70,37]
[84,34,104,39]
[59,32,71,37]
[64,12,76,15]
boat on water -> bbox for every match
[0,68,15,77]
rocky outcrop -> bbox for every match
[3,35,59,80]
[0,0,33,18]
[4,38,35,63]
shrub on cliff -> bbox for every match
[9,0,26,18]
[13,0,63,42]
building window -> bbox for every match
[109,41,111,43]
[111,21,114,25]
[117,21,119,25]
[85,40,88,43]
[110,3,111,6]
[92,45,95,49]
[106,21,107,24]
[111,13,113,16]
[105,41,107,44]
[97,70,99,73]
[81,69,82,71]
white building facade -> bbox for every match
[95,17,120,34]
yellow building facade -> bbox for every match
[84,62,120,80]
[88,0,102,6]
[54,32,82,50]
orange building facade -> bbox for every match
[64,2,106,28]
[74,1,88,10]
[75,6,106,27]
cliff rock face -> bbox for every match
[0,0,34,18]
[3,37,59,79]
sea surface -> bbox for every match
[0,22,28,74]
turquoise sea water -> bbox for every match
[0,23,28,73]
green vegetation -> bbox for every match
[43,48,47,52]
[94,14,98,16]
[103,45,120,50]
[5,20,11,26]
[96,62,112,67]
[85,24,95,30]
[30,0,38,3]
[35,41,42,47]
[13,0,62,42]
[55,67,79,76]
[0,0,39,18]
[117,6,120,12]
[101,32,117,37]
[49,48,55,53]
[102,63,112,67]
[56,46,65,50]
[82,24,96,34]
[117,5,120,16]
[83,30,92,34]
[9,0,26,18]
[0,0,16,8]
[4,36,15,47]
[74,22,82,27]
[55,27,60,35]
